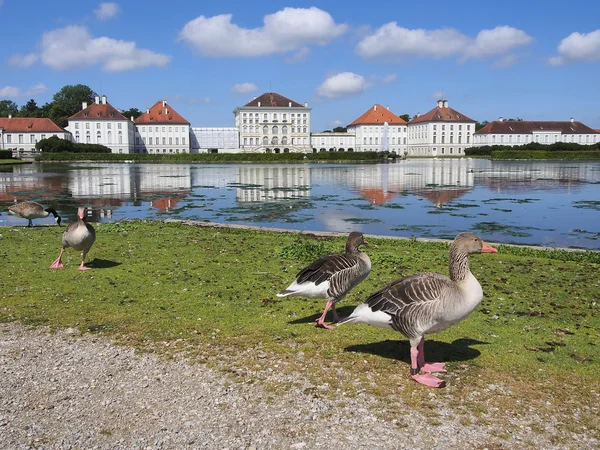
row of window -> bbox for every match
[4,134,58,144]
[74,132,123,144]
[241,125,308,134]
[74,122,123,130]
[135,137,186,145]
[432,136,470,144]
[242,137,308,146]
[242,112,307,118]
[242,118,307,125]
[138,126,187,133]
[478,134,596,144]
[432,124,471,131]
[362,137,408,145]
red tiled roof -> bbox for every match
[0,117,65,133]
[135,100,190,125]
[348,104,407,127]
[475,120,598,135]
[244,92,304,108]
[410,101,475,124]
[69,101,127,121]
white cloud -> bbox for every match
[285,47,310,64]
[0,83,47,98]
[381,73,398,84]
[26,83,48,95]
[178,7,348,57]
[230,82,258,94]
[463,26,533,59]
[548,29,600,66]
[0,86,21,98]
[356,23,532,66]
[8,53,39,68]
[94,2,120,21]
[30,25,171,72]
[493,53,519,68]
[316,72,370,99]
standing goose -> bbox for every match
[8,201,61,227]
[338,232,497,387]
[50,207,96,270]
[277,232,371,330]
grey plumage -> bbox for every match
[277,232,371,329]
[50,207,96,270]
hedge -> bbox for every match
[0,150,13,159]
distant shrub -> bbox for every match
[466,141,600,156]
[35,136,111,153]
[0,150,13,159]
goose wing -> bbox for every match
[365,272,453,337]
[296,253,358,286]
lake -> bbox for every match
[1,159,599,249]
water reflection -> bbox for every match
[1,159,599,249]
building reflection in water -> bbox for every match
[235,166,310,202]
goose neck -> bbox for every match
[449,247,470,281]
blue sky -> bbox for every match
[1,0,599,131]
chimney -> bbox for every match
[101,95,107,105]
[437,100,443,108]
[131,116,134,122]
[162,100,166,107]
[499,116,503,122]
[443,100,448,108]
[304,102,308,107]
[146,108,150,114]
[570,117,574,122]
[386,105,390,110]
[95,95,100,104]
[8,114,12,119]
[288,102,291,107]
[374,105,377,111]
[258,102,261,107]
[82,101,88,110]
[417,112,420,117]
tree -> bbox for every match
[399,114,411,122]
[48,84,95,127]
[476,120,489,131]
[0,100,19,117]
[121,107,143,120]
[332,126,347,132]
[18,99,41,117]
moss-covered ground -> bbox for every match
[1,221,598,440]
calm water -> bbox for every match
[1,159,599,249]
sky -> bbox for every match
[1,0,600,131]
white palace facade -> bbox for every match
[8,90,599,156]
[474,118,600,146]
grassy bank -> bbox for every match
[0,159,31,165]
[35,151,385,163]
[1,221,598,439]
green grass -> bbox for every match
[1,221,599,439]
[0,159,30,165]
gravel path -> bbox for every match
[1,322,596,449]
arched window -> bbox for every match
[263,125,268,135]
[243,125,248,133]
[75,133,80,143]
[107,131,112,144]
[282,136,288,145]
[282,126,288,134]
[118,131,123,144]
[263,136,268,145]
[271,137,278,145]
[272,126,278,134]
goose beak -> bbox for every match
[481,242,497,253]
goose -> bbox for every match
[7,201,61,227]
[338,232,497,387]
[277,232,371,330]
[50,207,96,270]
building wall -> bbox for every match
[348,124,408,153]
[407,121,475,156]
[310,132,356,151]
[191,127,239,153]
[2,130,71,156]
[235,106,312,153]
[135,124,191,154]
[68,119,135,154]
[474,131,599,146]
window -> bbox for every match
[282,126,288,134]
[108,131,112,143]
[176,137,179,145]
[6,135,10,144]
[433,136,437,144]
[107,123,111,129]
[149,137,153,145]
[118,132,123,144]
[272,126,278,134]
[263,125,268,135]
[182,137,185,145]
[169,137,172,145]
[118,123,122,129]
[18,134,23,143]
[75,123,79,129]
[162,127,166,132]
[30,134,35,143]
[155,127,158,132]
[41,134,46,140]
[162,137,166,145]
[86,123,90,129]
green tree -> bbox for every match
[0,100,19,117]
[332,126,347,132]
[476,120,489,131]
[121,107,143,120]
[399,114,411,122]
[17,99,41,117]
[48,84,95,127]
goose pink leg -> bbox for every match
[77,250,92,270]
[315,300,336,330]
[417,338,446,373]
[410,343,445,388]
[50,249,65,269]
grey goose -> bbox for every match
[338,232,497,387]
[277,232,371,329]
[50,207,96,270]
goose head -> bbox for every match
[347,231,368,252]
[45,208,62,226]
[453,232,497,255]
